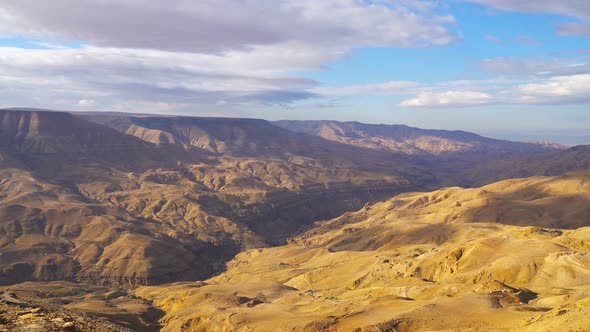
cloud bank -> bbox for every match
[398,74,590,107]
[1,1,590,114]
[0,0,458,112]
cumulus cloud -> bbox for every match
[516,74,590,103]
[78,99,97,107]
[399,74,590,107]
[2,1,588,114]
[399,90,493,107]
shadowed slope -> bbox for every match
[0,110,200,187]
[0,109,430,286]
[467,145,590,185]
[0,167,244,287]
[82,113,435,171]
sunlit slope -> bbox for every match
[138,170,590,331]
[296,169,590,249]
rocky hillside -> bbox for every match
[0,108,588,330]
[83,112,582,189]
[137,170,590,331]
[86,114,322,157]
[274,120,565,156]
[0,108,587,290]
[0,109,427,287]
[0,281,162,331]
[466,144,590,185]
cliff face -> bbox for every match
[0,110,144,154]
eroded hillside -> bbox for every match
[137,171,590,331]
[274,120,564,156]
[1,108,589,331]
[1,109,587,289]
[0,109,425,287]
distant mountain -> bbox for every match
[0,109,192,171]
[84,113,308,156]
[274,120,565,156]
[467,144,590,185]
[0,109,140,153]
[83,113,426,162]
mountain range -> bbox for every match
[0,108,588,331]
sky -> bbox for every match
[0,1,589,144]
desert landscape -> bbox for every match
[1,1,590,331]
[0,108,588,331]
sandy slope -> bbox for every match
[137,171,590,331]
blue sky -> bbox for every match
[0,1,589,144]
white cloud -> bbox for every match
[78,99,97,107]
[313,81,418,96]
[0,1,456,53]
[517,74,590,102]
[0,46,320,110]
[464,1,590,20]
[399,74,590,107]
[465,0,590,38]
[514,35,540,46]
[484,34,502,44]
[110,101,187,114]
[0,1,459,112]
[26,41,72,49]
[480,57,590,77]
[2,1,590,114]
[399,90,493,107]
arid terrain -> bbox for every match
[136,170,590,331]
[0,108,589,331]
[2,0,590,330]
